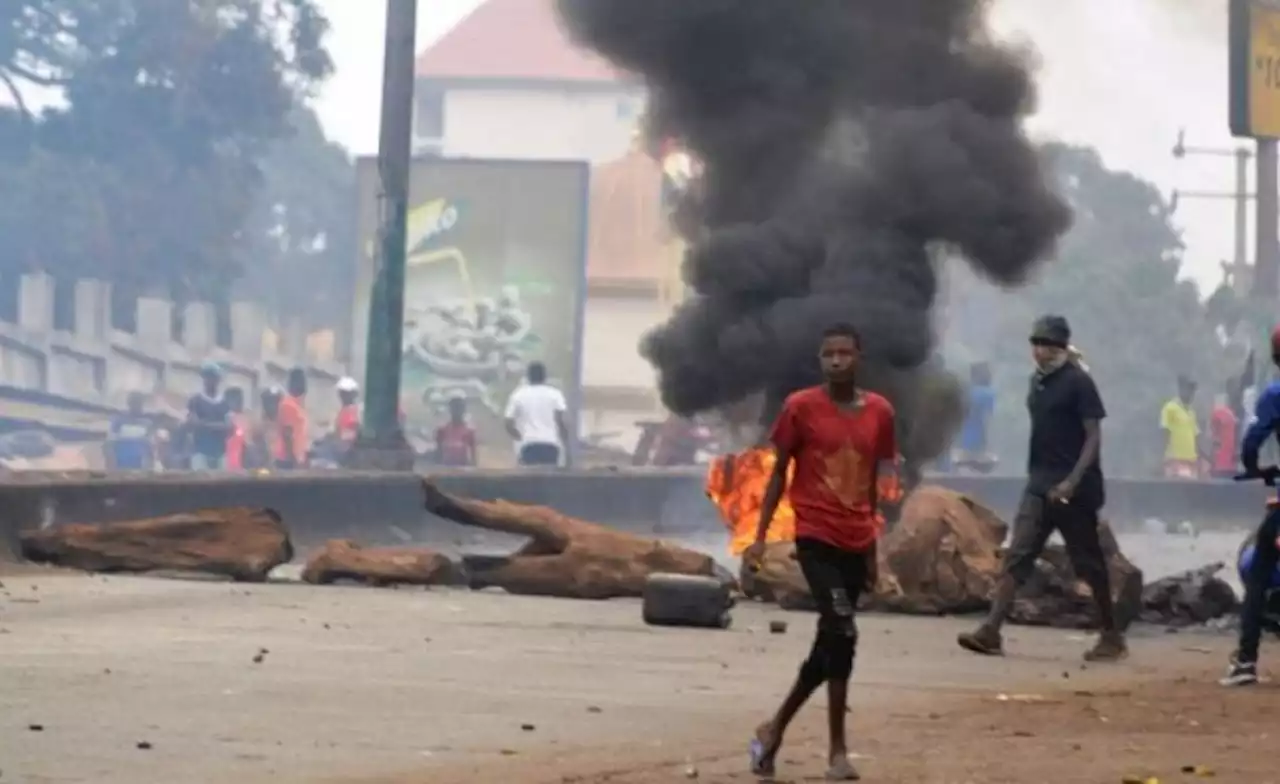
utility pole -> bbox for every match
[1257,140,1279,299]
[1171,130,1254,295]
[350,0,418,470]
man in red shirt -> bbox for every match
[1210,386,1239,479]
[743,322,897,781]
[435,396,477,467]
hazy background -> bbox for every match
[315,0,1239,293]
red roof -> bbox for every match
[415,0,624,84]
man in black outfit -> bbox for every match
[957,315,1128,661]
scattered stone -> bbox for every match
[769,620,788,634]
[1140,564,1238,628]
[520,723,535,732]
[19,508,292,582]
[252,649,267,664]
[136,741,152,750]
[587,706,602,714]
[27,724,43,732]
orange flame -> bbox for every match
[706,447,905,555]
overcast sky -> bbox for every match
[2,1,1246,293]
[313,0,1244,292]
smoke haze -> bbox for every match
[556,0,1072,461]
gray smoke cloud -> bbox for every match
[557,0,1073,462]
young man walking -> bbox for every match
[957,315,1126,661]
[504,361,569,467]
[744,322,897,781]
[1221,327,1280,687]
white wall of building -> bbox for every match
[415,85,644,162]
[581,295,663,390]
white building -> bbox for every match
[413,0,681,456]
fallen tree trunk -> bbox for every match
[302,539,463,587]
[422,479,724,599]
[19,508,292,582]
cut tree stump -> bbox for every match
[19,508,292,582]
[741,486,1005,614]
[302,539,463,587]
[421,478,723,599]
[739,484,1147,630]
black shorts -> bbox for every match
[796,537,869,632]
[518,443,560,466]
[1003,489,1107,584]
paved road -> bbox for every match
[0,569,1243,784]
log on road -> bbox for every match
[422,478,724,599]
[19,508,292,582]
[302,539,464,587]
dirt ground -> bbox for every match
[0,570,1274,784]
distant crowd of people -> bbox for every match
[100,359,575,471]
[929,355,1260,482]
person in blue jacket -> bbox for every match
[1223,327,1280,687]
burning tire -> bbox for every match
[642,573,734,629]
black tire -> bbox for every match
[642,573,734,629]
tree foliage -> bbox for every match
[0,0,347,329]
[944,142,1234,477]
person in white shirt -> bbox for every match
[504,361,569,466]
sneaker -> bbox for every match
[957,625,1004,656]
[1083,631,1128,662]
[1220,656,1259,687]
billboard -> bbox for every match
[1231,0,1280,139]
[352,157,590,461]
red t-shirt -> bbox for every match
[335,405,360,442]
[435,422,476,466]
[225,413,248,470]
[769,386,896,553]
[1210,404,1238,473]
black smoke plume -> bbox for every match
[557,0,1072,462]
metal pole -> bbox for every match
[1254,139,1279,301]
[1235,148,1251,292]
[355,0,418,467]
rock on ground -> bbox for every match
[1140,563,1239,627]
[740,485,1152,629]
[1009,520,1144,630]
[19,507,292,582]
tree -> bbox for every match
[944,143,1233,477]
[235,106,357,331]
[0,0,334,311]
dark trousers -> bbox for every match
[795,537,868,686]
[1238,506,1280,663]
[1003,490,1109,588]
[518,442,560,466]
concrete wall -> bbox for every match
[0,273,348,422]
[421,87,644,163]
[0,471,1266,564]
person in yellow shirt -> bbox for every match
[1160,376,1201,479]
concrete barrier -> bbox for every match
[0,470,1271,560]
